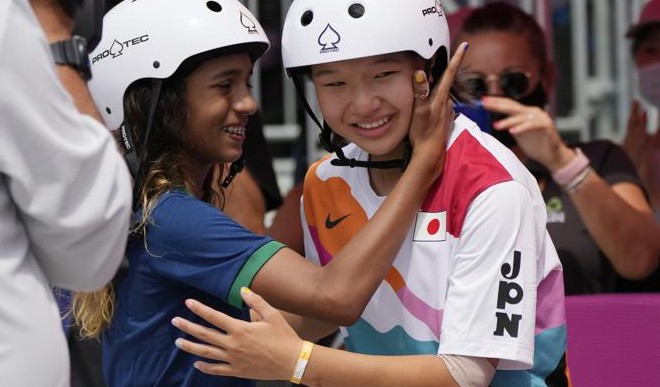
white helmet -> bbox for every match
[88,0,270,130]
[282,0,449,72]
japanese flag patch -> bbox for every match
[413,211,447,242]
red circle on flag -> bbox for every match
[427,218,440,235]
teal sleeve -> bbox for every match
[228,241,287,308]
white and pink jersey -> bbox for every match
[301,114,569,386]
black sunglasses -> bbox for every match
[464,71,532,99]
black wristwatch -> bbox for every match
[50,35,92,81]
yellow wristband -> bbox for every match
[290,340,314,384]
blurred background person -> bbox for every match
[624,0,660,221]
[453,1,660,294]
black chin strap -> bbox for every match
[221,155,245,188]
[291,75,411,170]
[331,140,411,170]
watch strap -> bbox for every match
[50,35,91,81]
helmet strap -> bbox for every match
[119,123,139,180]
[221,155,246,188]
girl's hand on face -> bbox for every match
[171,288,302,381]
[407,42,468,179]
[481,96,574,172]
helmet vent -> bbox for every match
[348,3,365,18]
[301,10,313,26]
[428,38,433,47]
[206,1,223,13]
[153,61,160,69]
[105,107,111,115]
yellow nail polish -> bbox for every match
[415,71,425,84]
[241,287,252,294]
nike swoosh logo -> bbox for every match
[325,214,350,229]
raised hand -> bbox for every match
[481,95,575,172]
[407,42,468,180]
[624,100,660,208]
[172,288,303,381]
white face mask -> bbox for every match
[639,62,660,108]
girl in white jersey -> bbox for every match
[172,1,570,386]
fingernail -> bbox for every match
[185,299,193,308]
[463,42,469,53]
[414,70,425,84]
[481,96,489,104]
[171,317,180,327]
[175,339,182,348]
[241,287,252,295]
[493,121,503,129]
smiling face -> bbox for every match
[183,53,256,169]
[311,52,424,161]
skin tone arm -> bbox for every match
[247,43,468,327]
[483,96,660,279]
[172,290,467,387]
[30,0,103,122]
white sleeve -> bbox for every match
[439,181,545,370]
[0,0,132,291]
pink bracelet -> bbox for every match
[551,148,590,186]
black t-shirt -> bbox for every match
[528,140,659,294]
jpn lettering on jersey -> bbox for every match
[493,250,523,338]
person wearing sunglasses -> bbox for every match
[454,1,660,295]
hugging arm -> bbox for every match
[172,289,494,386]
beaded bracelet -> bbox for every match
[290,340,314,384]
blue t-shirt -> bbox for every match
[103,190,284,387]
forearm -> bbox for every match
[302,349,457,387]
[569,173,660,279]
[280,311,338,342]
